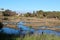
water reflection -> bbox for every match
[36,29,60,36]
[2,28,19,34]
[0,21,60,36]
[38,26,48,29]
[54,26,60,28]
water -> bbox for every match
[54,26,60,28]
[17,22,34,31]
[0,21,60,36]
[0,21,35,35]
[36,29,60,36]
[2,28,19,34]
[38,26,48,29]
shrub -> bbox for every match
[3,18,8,20]
[0,22,3,29]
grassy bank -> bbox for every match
[0,31,60,40]
[15,34,60,40]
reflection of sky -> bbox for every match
[17,21,34,31]
[2,28,19,34]
[36,29,60,36]
[0,21,35,35]
[0,21,60,36]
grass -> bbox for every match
[0,31,60,40]
[15,34,60,40]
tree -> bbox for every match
[32,11,37,17]
[2,9,12,16]
[24,12,32,17]
[2,9,17,16]
[1,8,4,10]
[36,10,44,18]
[0,8,4,11]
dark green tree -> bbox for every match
[2,9,17,16]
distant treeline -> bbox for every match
[0,8,60,19]
[23,10,60,19]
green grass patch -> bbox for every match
[15,34,60,40]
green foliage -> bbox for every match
[3,17,8,20]
[1,8,60,19]
[23,10,60,19]
[2,9,11,16]
[24,12,34,17]
[0,32,17,40]
[0,31,60,40]
[15,34,60,40]
[2,9,17,16]
[0,22,3,30]
[29,26,32,29]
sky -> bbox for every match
[0,0,60,13]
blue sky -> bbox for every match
[0,0,60,12]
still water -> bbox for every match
[0,21,60,36]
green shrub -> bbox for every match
[0,22,3,29]
[3,17,8,20]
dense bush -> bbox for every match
[2,9,17,16]
[3,17,8,20]
[0,22,3,29]
[0,32,17,40]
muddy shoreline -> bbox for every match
[1,17,60,31]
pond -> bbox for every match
[35,29,60,36]
[54,26,60,28]
[0,21,60,36]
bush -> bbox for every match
[3,18,8,20]
[0,22,3,29]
